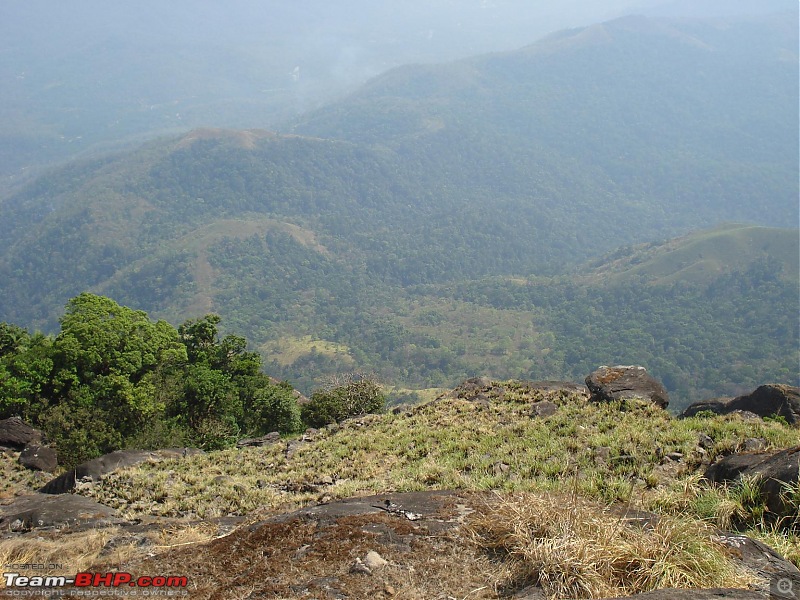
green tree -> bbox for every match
[49,293,184,439]
[240,378,303,435]
[302,374,385,428]
[0,325,53,420]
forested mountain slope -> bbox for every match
[0,13,796,404]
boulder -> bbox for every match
[0,493,123,531]
[585,366,669,409]
[39,448,202,494]
[682,385,800,425]
[18,443,58,472]
[705,453,767,483]
[0,417,45,449]
[705,446,800,517]
[680,397,734,417]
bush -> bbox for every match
[38,404,124,469]
[301,374,385,428]
[192,415,240,451]
[243,382,303,435]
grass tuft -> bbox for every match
[468,492,755,599]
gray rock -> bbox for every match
[18,443,58,472]
[682,384,800,425]
[698,433,714,449]
[349,558,372,575]
[585,366,669,409]
[512,585,547,599]
[606,589,767,599]
[363,550,387,569]
[742,438,767,452]
[713,533,800,599]
[236,432,281,448]
[0,417,45,449]
[39,448,202,494]
[0,493,122,531]
[680,397,734,417]
[705,446,800,518]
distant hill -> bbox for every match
[0,0,676,184]
[293,13,797,234]
[440,224,799,408]
[0,13,797,403]
[582,224,800,286]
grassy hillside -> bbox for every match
[2,384,797,597]
[583,224,800,286]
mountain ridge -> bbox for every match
[0,12,796,401]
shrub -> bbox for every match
[301,374,385,428]
[243,382,303,435]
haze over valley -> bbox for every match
[1,0,797,409]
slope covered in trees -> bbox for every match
[0,14,796,407]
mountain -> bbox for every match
[0,13,797,403]
[0,0,675,186]
[291,13,797,232]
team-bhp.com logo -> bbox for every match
[3,572,188,595]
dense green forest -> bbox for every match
[0,294,306,467]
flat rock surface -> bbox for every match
[0,493,123,532]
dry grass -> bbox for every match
[83,387,797,522]
[468,492,756,599]
[0,450,50,500]
[0,521,225,590]
[0,530,117,588]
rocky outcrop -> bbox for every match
[682,385,800,425]
[19,443,58,472]
[0,417,59,472]
[236,431,282,448]
[0,416,45,449]
[705,446,800,518]
[0,493,123,531]
[585,365,669,409]
[111,491,797,600]
[39,448,203,494]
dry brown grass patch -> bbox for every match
[0,529,117,588]
[467,492,756,599]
